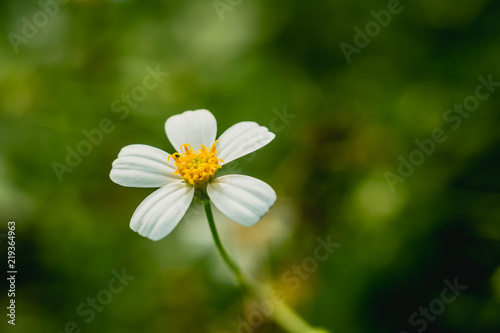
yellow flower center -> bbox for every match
[169,141,224,188]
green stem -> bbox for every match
[202,200,331,333]
[203,200,248,292]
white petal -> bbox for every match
[130,183,194,241]
[165,109,217,152]
[110,144,182,188]
[207,175,277,226]
[217,122,275,163]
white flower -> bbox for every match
[110,109,277,241]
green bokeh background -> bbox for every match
[1,0,500,332]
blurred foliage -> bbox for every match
[1,0,500,332]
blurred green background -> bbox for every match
[1,0,500,332]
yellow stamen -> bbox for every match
[169,140,224,188]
